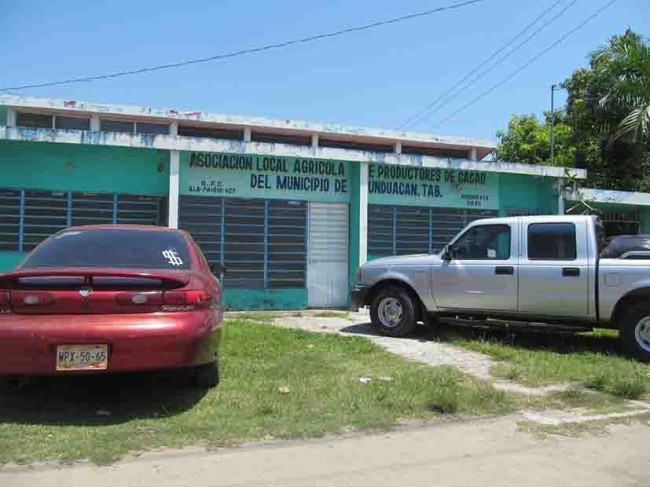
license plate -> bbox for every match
[56,345,108,371]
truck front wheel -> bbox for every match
[370,286,418,337]
[620,304,650,362]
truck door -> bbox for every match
[433,222,518,311]
[518,220,590,317]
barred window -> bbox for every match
[0,188,167,252]
[368,204,498,258]
[23,190,68,251]
[0,189,20,251]
[179,196,308,290]
[268,200,306,289]
[179,195,223,269]
[223,198,266,289]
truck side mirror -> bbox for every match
[442,246,453,261]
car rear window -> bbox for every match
[21,229,192,270]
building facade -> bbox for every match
[0,96,599,309]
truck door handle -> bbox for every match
[562,267,580,277]
[495,266,514,275]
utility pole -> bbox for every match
[550,83,560,165]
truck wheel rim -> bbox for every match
[378,297,403,328]
[635,317,650,353]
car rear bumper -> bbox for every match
[350,285,371,311]
[0,308,223,376]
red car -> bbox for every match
[0,225,223,387]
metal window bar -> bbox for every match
[0,189,21,251]
[113,194,119,224]
[18,189,25,252]
[263,200,269,289]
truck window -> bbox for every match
[451,224,511,260]
[527,223,576,260]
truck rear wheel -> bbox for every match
[620,304,650,362]
[370,286,418,337]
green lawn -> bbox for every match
[0,319,515,465]
[445,327,650,400]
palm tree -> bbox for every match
[593,30,650,144]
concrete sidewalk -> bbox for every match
[3,415,648,487]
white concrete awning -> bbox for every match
[565,188,650,207]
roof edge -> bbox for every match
[0,95,496,150]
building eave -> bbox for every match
[0,126,584,179]
[565,187,650,207]
[0,95,495,158]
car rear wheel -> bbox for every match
[191,360,220,388]
[370,286,418,337]
[620,304,650,362]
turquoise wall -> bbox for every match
[348,164,362,288]
[0,140,170,273]
[223,289,307,310]
[0,106,7,127]
[499,174,557,215]
[0,252,25,271]
[0,140,170,195]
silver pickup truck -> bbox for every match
[351,215,650,361]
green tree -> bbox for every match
[496,30,650,192]
[494,112,574,166]
[564,29,650,191]
[593,30,650,143]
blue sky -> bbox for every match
[1,0,647,141]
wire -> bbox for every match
[397,0,575,130]
[430,0,618,128]
[1,0,484,92]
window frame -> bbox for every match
[526,222,578,261]
[449,223,512,261]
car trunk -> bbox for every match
[0,268,193,315]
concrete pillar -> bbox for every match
[168,150,180,228]
[7,108,16,126]
[169,121,178,136]
[243,127,252,143]
[394,142,402,155]
[90,115,100,132]
[557,178,565,215]
[468,147,478,161]
[358,162,369,266]
[311,133,319,148]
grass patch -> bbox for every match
[0,319,514,465]
[449,331,650,400]
[312,311,350,319]
[234,312,277,323]
[519,412,650,439]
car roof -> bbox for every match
[58,224,187,234]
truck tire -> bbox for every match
[370,286,418,337]
[620,304,650,362]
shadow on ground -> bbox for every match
[340,320,622,356]
[0,370,208,426]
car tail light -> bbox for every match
[18,292,55,307]
[161,290,212,311]
[115,292,163,306]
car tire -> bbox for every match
[191,360,220,388]
[370,285,418,337]
[620,304,650,362]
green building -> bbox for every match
[1,96,646,310]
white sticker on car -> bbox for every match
[162,249,183,266]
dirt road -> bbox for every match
[3,415,648,487]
